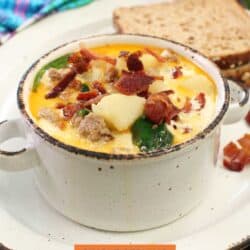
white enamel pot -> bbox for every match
[0,34,249,232]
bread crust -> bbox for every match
[212,51,250,70]
[222,62,250,86]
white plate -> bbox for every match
[0,0,249,249]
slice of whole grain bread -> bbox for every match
[113,0,250,85]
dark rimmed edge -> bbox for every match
[17,34,230,161]
[228,235,250,250]
[0,242,12,250]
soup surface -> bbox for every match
[29,43,217,154]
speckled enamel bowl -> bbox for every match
[0,34,249,232]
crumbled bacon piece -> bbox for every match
[144,91,180,124]
[223,134,250,172]
[82,94,105,108]
[77,90,99,101]
[68,47,116,75]
[127,51,143,71]
[195,93,206,110]
[114,71,156,95]
[245,111,250,125]
[62,103,82,119]
[68,52,89,74]
[55,103,65,109]
[92,81,106,94]
[223,142,246,171]
[137,90,149,98]
[172,66,183,79]
[153,75,164,81]
[80,48,116,65]
[182,98,192,113]
[145,97,166,124]
[182,93,206,112]
[79,48,98,62]
[144,48,166,63]
[238,134,250,155]
[45,70,76,99]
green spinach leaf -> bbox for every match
[132,116,173,152]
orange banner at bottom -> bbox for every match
[75,244,176,250]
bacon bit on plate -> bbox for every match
[223,134,250,172]
[238,134,250,154]
[182,98,192,113]
[77,90,99,101]
[114,71,156,95]
[127,51,143,71]
[118,50,129,58]
[55,103,65,109]
[245,111,250,125]
[45,70,76,99]
[172,66,183,79]
[144,48,166,63]
[92,81,106,94]
[195,92,206,110]
[144,91,180,124]
[62,103,82,119]
[223,142,246,172]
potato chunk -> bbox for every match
[148,80,168,94]
[175,74,214,96]
[92,94,146,131]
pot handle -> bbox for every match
[0,119,38,171]
[223,79,249,124]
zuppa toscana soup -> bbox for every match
[29,43,217,154]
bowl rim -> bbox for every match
[17,33,230,161]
